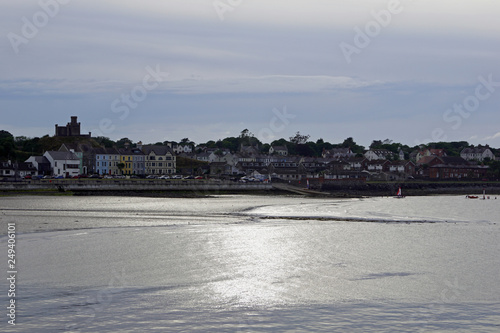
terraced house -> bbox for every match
[131,148,146,175]
[142,145,176,175]
[119,148,134,175]
[95,148,120,175]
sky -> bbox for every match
[1,0,500,148]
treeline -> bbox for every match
[1,128,499,162]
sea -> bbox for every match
[1,194,499,332]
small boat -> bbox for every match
[394,187,405,198]
[466,195,479,199]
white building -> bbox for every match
[364,149,393,161]
[269,145,288,156]
[43,151,81,177]
[460,146,495,162]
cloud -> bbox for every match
[483,132,500,141]
[0,75,378,97]
[163,75,377,95]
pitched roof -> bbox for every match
[461,146,491,154]
[429,149,446,156]
[368,149,392,155]
[94,147,120,155]
[141,145,174,155]
[27,156,50,164]
[416,155,438,165]
[44,151,79,160]
[389,160,414,166]
[439,156,470,165]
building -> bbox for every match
[388,160,416,176]
[142,145,176,175]
[0,161,37,178]
[460,146,495,162]
[43,151,80,177]
[59,142,94,175]
[416,148,447,163]
[94,148,121,175]
[365,160,390,172]
[55,116,91,138]
[322,148,355,159]
[25,156,51,176]
[269,145,288,156]
[418,156,488,179]
[364,149,394,161]
[171,143,193,154]
[131,148,146,175]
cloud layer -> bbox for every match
[1,0,499,146]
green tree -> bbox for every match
[117,162,125,175]
[289,131,310,145]
[339,137,365,154]
[94,136,115,148]
[0,130,15,160]
[116,138,132,148]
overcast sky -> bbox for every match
[1,0,500,147]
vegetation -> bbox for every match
[1,127,498,166]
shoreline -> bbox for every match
[1,180,499,198]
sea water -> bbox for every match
[0,195,499,332]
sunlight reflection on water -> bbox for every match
[1,195,499,332]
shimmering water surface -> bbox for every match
[1,195,499,332]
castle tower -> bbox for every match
[54,116,90,138]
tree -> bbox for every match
[204,140,217,148]
[0,130,13,141]
[340,137,364,154]
[0,130,15,160]
[296,143,315,157]
[94,136,115,148]
[238,129,260,147]
[289,132,310,145]
[485,160,500,180]
[240,129,251,138]
[117,162,125,175]
[370,140,383,149]
[116,138,132,148]
[180,138,194,146]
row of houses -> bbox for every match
[1,133,496,180]
[321,145,497,163]
[187,145,490,181]
[18,143,176,178]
